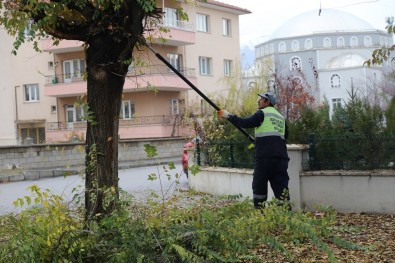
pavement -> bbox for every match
[0,156,181,184]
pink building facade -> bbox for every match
[4,1,249,144]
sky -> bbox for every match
[221,0,395,49]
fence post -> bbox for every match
[229,143,235,168]
[308,133,316,170]
[196,138,201,165]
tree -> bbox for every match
[0,0,163,221]
[385,96,395,132]
[365,24,395,66]
[273,68,315,122]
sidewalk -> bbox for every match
[0,156,180,184]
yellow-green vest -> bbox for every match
[255,107,285,139]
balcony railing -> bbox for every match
[45,65,195,85]
[45,115,194,142]
[46,115,184,130]
[45,73,85,85]
[127,65,195,78]
[163,19,195,31]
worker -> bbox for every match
[218,92,290,209]
[182,148,189,178]
[182,141,194,178]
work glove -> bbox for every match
[218,110,230,118]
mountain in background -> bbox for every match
[240,45,255,70]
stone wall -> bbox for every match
[0,137,186,171]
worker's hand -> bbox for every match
[218,110,230,118]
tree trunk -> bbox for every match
[84,35,131,221]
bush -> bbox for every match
[0,186,366,263]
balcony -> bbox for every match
[44,74,86,97]
[44,65,196,97]
[40,39,84,54]
[124,65,196,91]
[45,115,194,143]
[41,19,195,52]
[146,19,196,46]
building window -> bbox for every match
[224,59,232,76]
[290,56,302,70]
[24,84,40,102]
[278,42,286,53]
[364,36,372,47]
[350,36,358,47]
[75,105,86,122]
[380,36,384,46]
[331,74,341,88]
[120,100,135,119]
[222,18,231,36]
[332,98,342,111]
[63,59,86,83]
[323,37,331,48]
[270,43,274,53]
[21,127,45,144]
[65,104,86,129]
[264,46,269,55]
[337,37,345,47]
[197,14,209,32]
[199,56,212,75]
[170,99,179,115]
[167,53,182,71]
[292,40,299,51]
[305,39,313,49]
[164,7,178,28]
[201,99,212,115]
[23,18,34,38]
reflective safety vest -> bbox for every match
[255,107,285,139]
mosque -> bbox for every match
[253,9,394,114]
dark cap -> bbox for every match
[258,92,277,105]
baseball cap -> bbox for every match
[258,92,277,105]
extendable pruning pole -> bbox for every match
[145,44,255,143]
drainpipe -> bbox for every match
[14,85,20,145]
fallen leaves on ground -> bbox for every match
[250,213,395,263]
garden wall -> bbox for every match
[188,145,395,214]
[0,137,186,173]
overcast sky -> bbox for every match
[221,0,395,48]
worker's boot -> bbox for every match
[253,198,267,209]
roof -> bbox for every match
[199,0,251,15]
[271,9,375,39]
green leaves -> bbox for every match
[365,24,395,66]
[3,190,388,262]
[136,0,156,12]
[143,143,157,158]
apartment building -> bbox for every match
[1,0,250,145]
[0,27,57,145]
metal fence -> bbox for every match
[196,133,395,171]
[196,141,254,169]
[308,133,395,170]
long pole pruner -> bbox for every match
[145,43,255,143]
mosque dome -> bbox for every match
[271,9,375,39]
[325,53,366,69]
